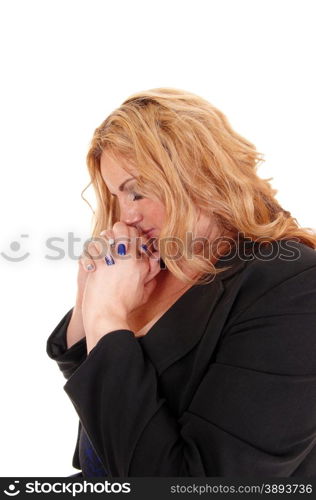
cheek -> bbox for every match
[144,200,165,227]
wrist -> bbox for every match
[85,317,132,354]
[86,315,131,339]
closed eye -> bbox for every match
[127,192,144,201]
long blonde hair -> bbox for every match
[83,87,316,285]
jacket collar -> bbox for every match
[138,242,250,374]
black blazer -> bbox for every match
[47,239,316,477]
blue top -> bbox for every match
[78,427,107,477]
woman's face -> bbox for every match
[100,150,165,240]
[100,149,221,245]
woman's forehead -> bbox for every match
[100,150,139,183]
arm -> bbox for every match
[46,306,87,380]
[46,253,94,378]
[66,302,86,349]
[63,266,316,477]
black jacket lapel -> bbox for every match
[139,249,248,375]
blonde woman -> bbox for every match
[47,88,316,477]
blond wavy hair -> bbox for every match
[83,87,316,285]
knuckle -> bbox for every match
[113,221,126,231]
[98,233,115,253]
[99,229,113,239]
[86,241,102,258]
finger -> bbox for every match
[85,235,115,263]
[79,255,96,272]
[84,241,104,260]
[112,222,135,257]
[97,229,116,263]
[99,229,116,247]
[126,224,140,257]
[139,238,160,261]
[139,236,160,259]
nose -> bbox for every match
[119,201,143,229]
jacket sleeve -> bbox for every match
[63,266,316,477]
[46,307,87,380]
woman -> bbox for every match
[47,88,316,477]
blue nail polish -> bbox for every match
[105,255,115,265]
[117,243,126,256]
[141,244,148,252]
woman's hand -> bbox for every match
[66,248,101,349]
[81,222,161,353]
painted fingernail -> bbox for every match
[117,243,126,255]
[159,257,166,269]
[141,244,148,252]
[86,264,94,271]
[105,255,115,265]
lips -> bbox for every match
[145,229,156,238]
[141,228,155,238]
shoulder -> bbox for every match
[218,239,316,375]
[243,238,316,284]
[226,239,316,315]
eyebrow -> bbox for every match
[109,177,135,196]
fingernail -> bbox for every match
[117,243,126,255]
[141,244,148,252]
[105,255,115,265]
[159,257,166,269]
[86,264,94,271]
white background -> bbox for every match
[0,0,315,476]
